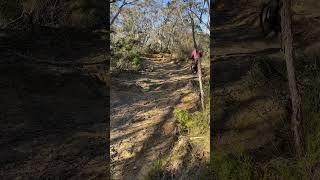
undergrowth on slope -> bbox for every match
[111,37,142,72]
[210,152,253,180]
[174,91,210,138]
[145,159,168,180]
[146,82,211,179]
[210,52,320,179]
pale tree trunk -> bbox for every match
[197,55,205,110]
[280,0,304,157]
[191,17,205,110]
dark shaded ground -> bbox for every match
[0,29,109,179]
[211,2,320,179]
[210,0,293,164]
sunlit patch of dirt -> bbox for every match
[110,53,199,179]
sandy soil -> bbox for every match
[110,53,200,179]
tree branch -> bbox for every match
[189,8,210,30]
[110,0,138,25]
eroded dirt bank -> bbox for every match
[0,30,109,179]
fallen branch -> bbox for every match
[189,136,205,140]
[3,15,24,28]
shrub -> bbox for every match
[209,52,320,179]
[130,48,141,69]
[298,52,320,177]
[142,45,153,55]
[145,159,170,180]
[174,109,194,132]
[261,52,320,179]
[111,35,143,72]
[211,153,253,180]
[174,99,209,136]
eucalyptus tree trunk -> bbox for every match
[197,51,205,110]
[280,0,304,158]
[191,17,205,110]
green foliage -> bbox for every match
[130,48,139,59]
[145,159,166,180]
[174,100,209,136]
[262,159,304,180]
[252,52,320,179]
[111,35,143,71]
[174,109,194,131]
[174,79,210,142]
[142,45,153,55]
[211,153,253,180]
[209,52,320,179]
[297,52,320,177]
[132,57,140,66]
[296,52,320,126]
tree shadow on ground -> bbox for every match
[119,93,190,179]
[0,28,107,63]
[212,95,267,135]
[214,26,263,43]
[0,29,108,179]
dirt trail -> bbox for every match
[111,54,198,179]
[211,9,289,158]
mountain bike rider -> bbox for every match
[190,49,202,74]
